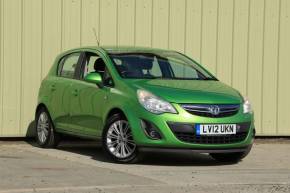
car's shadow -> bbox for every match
[26,139,237,166]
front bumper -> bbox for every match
[126,103,255,150]
[139,144,252,154]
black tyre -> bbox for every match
[102,114,141,163]
[210,148,251,163]
[35,107,60,148]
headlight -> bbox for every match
[137,89,177,114]
[243,97,253,114]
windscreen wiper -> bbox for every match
[203,77,218,81]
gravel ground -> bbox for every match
[0,140,289,193]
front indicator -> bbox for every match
[243,97,253,114]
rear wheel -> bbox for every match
[35,107,60,148]
[102,114,140,163]
[210,148,251,163]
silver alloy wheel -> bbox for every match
[37,112,49,144]
[106,120,136,159]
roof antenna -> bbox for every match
[92,27,100,46]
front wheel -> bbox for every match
[102,114,140,163]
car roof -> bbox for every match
[101,46,173,53]
[62,46,176,55]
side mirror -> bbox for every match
[84,72,103,87]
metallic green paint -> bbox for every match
[84,73,102,85]
[37,46,254,150]
[126,79,242,104]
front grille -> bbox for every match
[168,122,250,144]
[180,104,240,118]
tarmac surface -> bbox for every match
[0,139,289,193]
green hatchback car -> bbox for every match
[35,46,255,163]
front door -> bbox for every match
[69,52,111,138]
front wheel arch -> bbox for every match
[103,107,138,140]
[102,113,141,163]
[105,108,127,123]
[102,107,128,139]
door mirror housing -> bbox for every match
[84,72,103,87]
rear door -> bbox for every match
[50,52,82,132]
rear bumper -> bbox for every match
[139,144,253,154]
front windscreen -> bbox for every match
[108,51,216,80]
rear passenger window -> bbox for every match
[58,53,80,78]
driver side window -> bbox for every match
[168,57,199,79]
[82,54,101,78]
[82,52,114,87]
[149,57,162,77]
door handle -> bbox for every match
[50,84,56,91]
[72,89,78,96]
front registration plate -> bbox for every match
[196,124,236,135]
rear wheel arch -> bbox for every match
[35,103,55,128]
[35,103,48,117]
[35,103,55,124]
[35,104,61,148]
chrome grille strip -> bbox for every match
[180,104,240,117]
